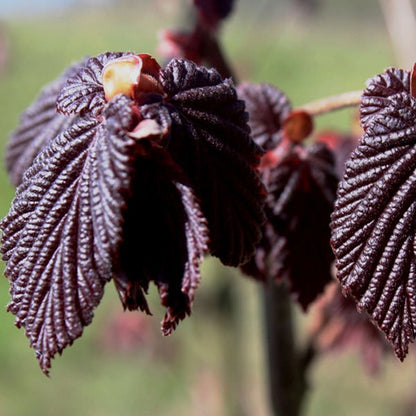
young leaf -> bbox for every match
[239,82,337,309]
[160,58,266,266]
[1,53,264,372]
[5,61,85,186]
[331,67,416,360]
[1,95,140,374]
[114,141,209,335]
[243,141,338,309]
[238,83,292,151]
[56,52,134,116]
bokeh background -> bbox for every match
[0,1,415,415]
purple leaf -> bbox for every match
[114,141,209,335]
[6,61,84,186]
[237,83,292,151]
[360,67,409,129]
[160,58,266,266]
[243,141,338,309]
[331,67,416,360]
[1,95,139,374]
[1,54,264,372]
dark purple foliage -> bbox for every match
[5,61,86,187]
[238,83,292,151]
[331,67,416,360]
[1,53,265,373]
[240,83,338,310]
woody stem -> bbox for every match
[298,90,362,116]
[263,280,309,416]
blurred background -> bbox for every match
[0,0,415,415]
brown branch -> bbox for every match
[298,90,362,116]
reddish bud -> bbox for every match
[282,110,314,143]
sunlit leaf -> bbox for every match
[5,62,84,186]
[1,95,139,373]
[331,67,416,360]
[57,52,132,116]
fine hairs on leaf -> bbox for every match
[0,52,266,374]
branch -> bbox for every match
[297,90,362,116]
[263,281,306,416]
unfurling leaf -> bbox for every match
[240,83,337,309]
[243,140,338,309]
[161,59,266,266]
[1,53,265,372]
[114,141,209,335]
[331,67,416,360]
[237,83,292,151]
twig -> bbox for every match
[298,90,362,116]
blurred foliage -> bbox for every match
[0,1,415,416]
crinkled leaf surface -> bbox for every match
[115,141,209,335]
[331,67,416,360]
[360,68,409,129]
[237,83,292,151]
[161,58,266,266]
[1,95,139,373]
[1,53,264,372]
[243,141,338,309]
[57,52,132,117]
[6,61,85,187]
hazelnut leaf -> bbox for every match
[331,68,416,360]
[243,141,338,309]
[237,83,292,151]
[5,61,84,187]
[161,59,266,266]
[1,95,139,374]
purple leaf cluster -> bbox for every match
[1,52,265,373]
[239,83,338,310]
